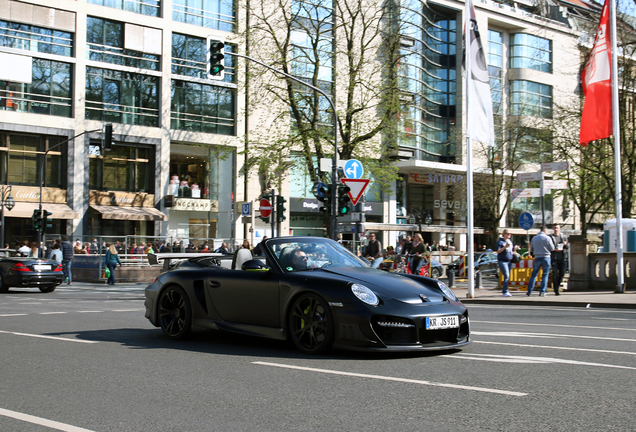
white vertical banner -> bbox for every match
[466,0,495,147]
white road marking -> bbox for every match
[473,320,636,333]
[0,314,27,317]
[77,310,104,313]
[39,312,67,315]
[450,353,636,370]
[591,317,636,321]
[253,361,527,396]
[473,331,636,343]
[475,340,636,356]
[0,330,98,344]
[0,407,96,432]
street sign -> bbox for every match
[340,178,370,205]
[511,188,542,199]
[543,179,567,189]
[517,172,542,182]
[519,212,534,230]
[312,181,327,198]
[541,161,569,172]
[241,202,251,216]
[319,158,346,172]
[344,159,364,179]
[259,198,272,218]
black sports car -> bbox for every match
[0,254,64,293]
[144,237,470,354]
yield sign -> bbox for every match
[259,198,272,218]
[340,178,370,206]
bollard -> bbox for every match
[448,270,455,287]
[476,271,482,289]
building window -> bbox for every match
[87,17,161,71]
[170,80,235,135]
[1,59,72,117]
[89,145,153,193]
[510,33,552,73]
[510,80,552,119]
[86,67,159,126]
[87,0,161,17]
[0,132,66,188]
[0,20,73,57]
[171,34,236,83]
[172,0,236,32]
[488,30,503,117]
[515,128,553,165]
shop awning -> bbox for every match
[8,202,79,219]
[90,205,167,221]
[361,223,485,234]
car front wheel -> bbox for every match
[430,267,441,279]
[158,285,192,340]
[288,294,334,354]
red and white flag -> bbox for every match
[580,0,612,146]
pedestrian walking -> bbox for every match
[60,236,74,285]
[103,244,122,285]
[365,233,383,269]
[550,224,568,295]
[496,229,513,297]
[527,226,555,296]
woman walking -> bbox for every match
[103,244,122,285]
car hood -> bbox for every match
[320,267,447,304]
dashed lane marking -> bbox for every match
[472,331,636,343]
[0,407,96,432]
[473,320,636,332]
[253,361,527,396]
[0,330,98,343]
[474,340,636,356]
[449,353,636,370]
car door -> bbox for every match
[206,269,281,328]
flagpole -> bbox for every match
[465,0,475,299]
[609,0,625,293]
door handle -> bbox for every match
[208,280,221,288]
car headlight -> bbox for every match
[351,283,379,306]
[437,280,457,301]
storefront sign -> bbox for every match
[12,186,67,203]
[90,191,155,207]
[409,173,465,184]
[172,198,218,212]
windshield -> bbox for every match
[267,238,369,273]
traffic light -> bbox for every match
[276,195,287,222]
[31,209,42,232]
[208,40,225,79]
[317,184,332,214]
[104,123,113,151]
[42,209,53,233]
[337,184,351,215]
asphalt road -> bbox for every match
[1,284,635,431]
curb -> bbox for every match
[461,298,636,309]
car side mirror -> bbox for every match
[242,259,270,272]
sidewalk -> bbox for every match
[443,276,636,309]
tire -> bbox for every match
[288,294,334,355]
[430,267,441,280]
[40,285,56,293]
[158,285,192,340]
[0,274,8,293]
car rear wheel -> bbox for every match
[40,285,56,293]
[158,285,192,340]
[0,274,8,293]
[288,294,334,355]
[430,267,441,279]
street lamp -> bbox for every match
[0,185,15,250]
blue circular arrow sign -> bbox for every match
[344,159,364,179]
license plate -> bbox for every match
[426,315,459,330]
[33,264,51,271]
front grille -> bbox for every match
[419,327,460,345]
[371,315,417,345]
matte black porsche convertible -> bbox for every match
[144,237,470,354]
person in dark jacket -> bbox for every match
[103,244,123,285]
[60,236,74,285]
